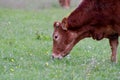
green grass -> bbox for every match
[0,8,120,80]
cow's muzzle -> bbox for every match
[52,54,63,60]
[51,53,69,60]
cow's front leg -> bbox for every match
[109,34,119,63]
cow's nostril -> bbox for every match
[58,56,63,59]
[51,55,55,60]
[58,57,62,60]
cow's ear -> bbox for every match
[61,17,68,30]
[53,21,61,28]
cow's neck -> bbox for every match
[68,26,92,45]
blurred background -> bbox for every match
[0,0,120,80]
[0,0,80,10]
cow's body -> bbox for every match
[52,0,120,63]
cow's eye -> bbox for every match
[53,33,59,41]
[54,35,59,40]
[55,35,58,39]
[53,34,59,40]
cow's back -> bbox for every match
[67,0,120,30]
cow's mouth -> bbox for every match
[62,52,70,57]
[52,52,70,59]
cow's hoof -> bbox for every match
[111,56,117,63]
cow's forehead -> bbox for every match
[53,31,59,35]
[54,26,65,34]
[53,28,68,39]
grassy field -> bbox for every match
[0,8,120,80]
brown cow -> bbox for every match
[59,0,71,9]
[52,0,120,63]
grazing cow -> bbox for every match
[59,0,71,9]
[52,0,120,63]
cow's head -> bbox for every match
[52,21,76,59]
[52,18,90,59]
